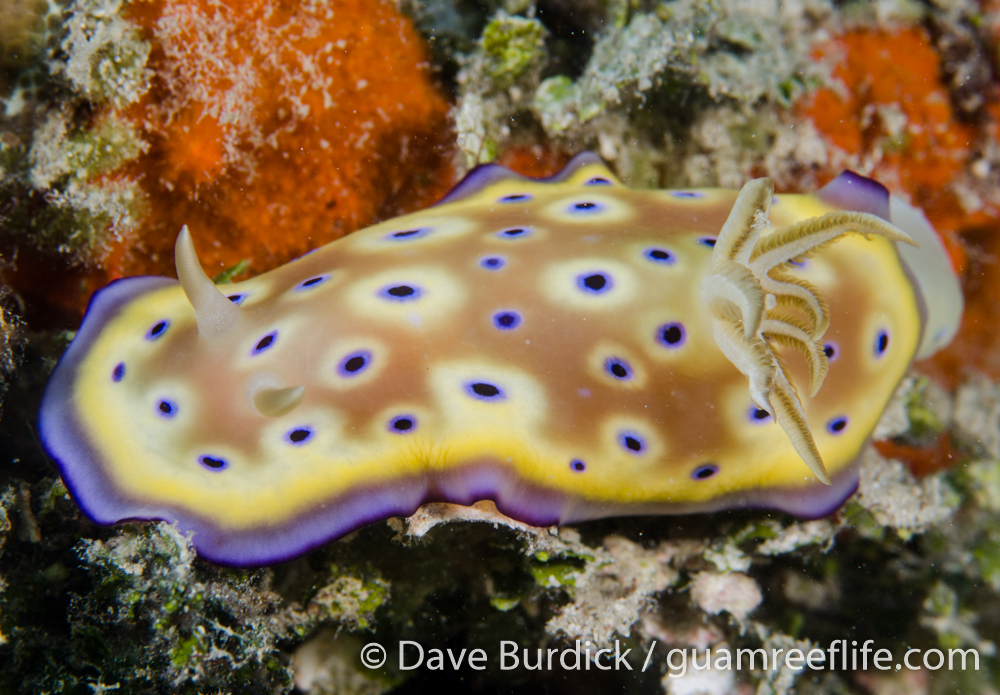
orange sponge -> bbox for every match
[112,0,455,280]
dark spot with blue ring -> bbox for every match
[493,311,521,331]
[146,320,169,340]
[227,293,247,305]
[480,256,506,270]
[199,455,228,471]
[748,405,772,423]
[656,322,686,348]
[389,416,416,433]
[345,356,365,371]
[467,381,504,401]
[577,272,611,293]
[645,248,675,264]
[380,284,422,302]
[387,227,429,241]
[157,399,177,418]
[671,190,704,199]
[497,227,530,239]
[697,237,717,248]
[604,357,632,381]
[252,331,277,355]
[788,259,807,269]
[295,275,329,291]
[286,427,313,445]
[824,342,838,361]
[827,416,849,434]
[569,201,604,214]
[570,459,587,472]
[338,350,372,377]
[112,363,125,382]
[619,431,645,454]
[499,193,532,203]
[692,464,719,480]
[586,177,612,186]
[875,330,889,357]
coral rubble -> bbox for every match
[3,0,1000,693]
[0,290,24,416]
[2,375,1000,692]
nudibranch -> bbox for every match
[40,153,962,566]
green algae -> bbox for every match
[213,259,251,285]
[2,1,1000,693]
[488,595,521,611]
[1,439,1000,693]
[453,0,834,187]
[529,559,581,588]
[480,12,546,90]
[963,460,1000,512]
[905,376,948,439]
[0,0,150,265]
[308,568,390,631]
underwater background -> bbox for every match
[2,0,1000,692]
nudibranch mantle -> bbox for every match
[40,153,961,566]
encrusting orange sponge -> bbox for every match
[110,0,455,280]
[803,28,976,274]
[801,27,1000,394]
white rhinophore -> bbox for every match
[174,225,242,338]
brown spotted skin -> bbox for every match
[44,159,921,565]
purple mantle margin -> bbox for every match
[436,151,604,206]
[41,273,859,567]
[38,158,868,567]
[39,276,177,526]
[816,170,891,221]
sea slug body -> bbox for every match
[40,153,962,566]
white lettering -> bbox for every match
[426,649,443,670]
[737,648,767,671]
[692,649,711,671]
[923,649,944,670]
[468,649,487,670]
[615,642,633,671]
[785,649,804,670]
[666,649,687,679]
[594,648,611,670]
[524,648,543,670]
[873,649,892,670]
[500,641,518,670]
[399,641,423,670]
[447,648,467,670]
[949,648,979,671]
[560,642,581,671]
[806,648,826,670]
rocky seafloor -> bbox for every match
[3,0,1000,693]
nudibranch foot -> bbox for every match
[703,179,919,485]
